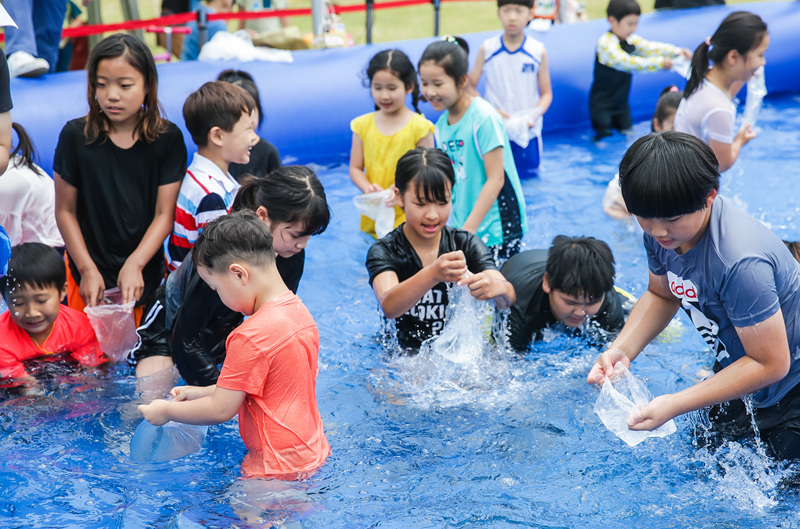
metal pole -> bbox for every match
[86,0,103,51]
[121,0,144,41]
[366,0,374,44]
[311,0,326,36]
[432,0,441,37]
[197,9,208,51]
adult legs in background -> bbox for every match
[5,0,68,77]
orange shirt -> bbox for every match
[0,306,106,383]
[216,292,330,479]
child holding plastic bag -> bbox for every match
[587,132,800,461]
[0,243,106,388]
[366,147,515,351]
[350,49,434,239]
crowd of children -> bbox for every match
[1,0,797,508]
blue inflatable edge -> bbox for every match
[12,1,799,173]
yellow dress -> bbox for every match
[351,112,434,237]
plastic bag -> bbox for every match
[742,65,767,128]
[669,55,691,80]
[420,283,491,364]
[594,362,676,447]
[84,288,138,362]
[353,189,396,239]
[130,419,208,463]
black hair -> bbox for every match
[545,235,615,301]
[607,0,640,20]
[183,81,255,147]
[395,147,455,205]
[651,86,682,132]
[8,123,45,177]
[1,243,66,301]
[192,210,275,273]
[231,165,331,236]
[619,131,720,219]
[498,0,534,8]
[217,69,264,127]
[418,36,470,84]
[365,49,422,113]
[685,11,767,99]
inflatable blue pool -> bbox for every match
[11,1,800,173]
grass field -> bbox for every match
[97,0,770,51]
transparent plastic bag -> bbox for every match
[353,188,396,239]
[669,55,691,80]
[420,283,491,364]
[742,65,767,128]
[84,288,138,362]
[594,362,676,447]
[130,419,208,463]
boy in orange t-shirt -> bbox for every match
[138,210,330,479]
[0,243,106,387]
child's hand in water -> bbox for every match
[431,251,468,283]
[587,347,631,385]
[138,399,171,426]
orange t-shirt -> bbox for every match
[0,306,107,384]
[216,292,330,479]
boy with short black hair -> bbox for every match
[0,243,106,386]
[166,80,258,272]
[501,235,626,351]
[589,0,690,140]
[588,131,800,461]
[469,0,552,178]
[140,211,330,479]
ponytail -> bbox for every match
[685,11,767,99]
[9,123,44,177]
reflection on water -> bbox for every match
[2,95,800,527]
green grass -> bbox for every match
[94,0,774,50]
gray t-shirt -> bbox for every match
[645,195,800,408]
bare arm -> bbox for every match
[461,147,506,234]
[349,133,381,193]
[534,49,553,120]
[0,111,11,175]
[416,131,434,149]
[588,271,681,384]
[628,309,791,430]
[117,181,181,304]
[54,171,106,307]
[372,251,468,319]
[138,385,245,426]
[710,127,756,173]
[468,44,486,92]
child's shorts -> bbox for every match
[590,107,633,140]
[510,137,541,179]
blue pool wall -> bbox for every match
[11,1,800,174]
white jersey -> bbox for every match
[482,34,545,140]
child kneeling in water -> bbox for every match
[588,131,800,460]
[366,147,515,351]
[139,211,329,479]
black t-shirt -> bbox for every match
[170,250,304,386]
[228,136,281,181]
[366,225,497,350]
[589,34,636,113]
[0,54,12,113]
[501,249,625,351]
[53,118,187,305]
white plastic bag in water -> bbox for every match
[420,283,490,364]
[84,288,138,362]
[353,189,396,239]
[130,419,208,463]
[594,363,676,447]
[742,65,767,128]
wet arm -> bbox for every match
[138,385,245,426]
[349,133,380,193]
[461,147,505,234]
[0,110,11,175]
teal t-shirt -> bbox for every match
[435,97,528,248]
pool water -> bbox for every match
[3,95,800,528]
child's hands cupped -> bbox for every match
[138,399,170,426]
[432,250,468,283]
[626,395,673,431]
[79,268,106,307]
[118,261,145,305]
[587,347,631,386]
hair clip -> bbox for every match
[705,36,712,46]
[669,85,679,92]
[442,35,458,44]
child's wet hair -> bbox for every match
[418,36,470,84]
[365,49,422,113]
[192,210,275,272]
[606,0,640,20]
[651,86,682,132]
[231,166,331,236]
[217,69,264,127]
[395,147,455,204]
[545,235,615,301]
[619,131,720,219]
[1,243,66,301]
[85,33,167,144]
[183,81,255,147]
[685,11,767,99]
